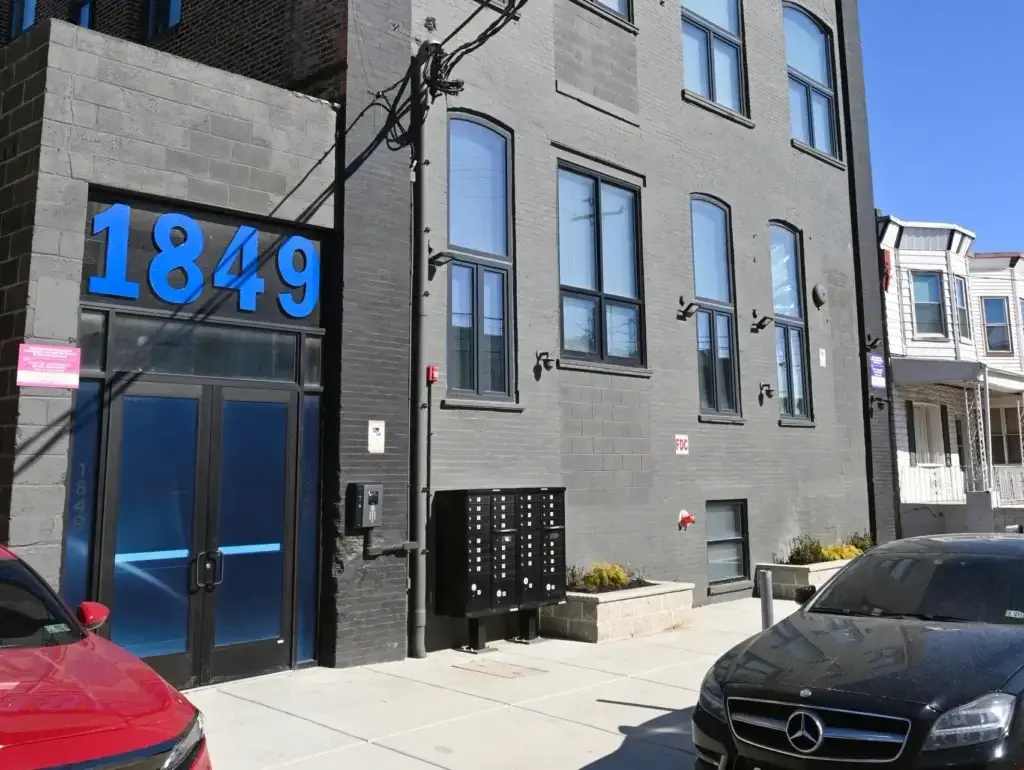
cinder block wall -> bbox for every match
[0,19,412,668]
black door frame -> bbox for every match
[201,385,299,686]
[93,374,301,689]
[95,379,211,689]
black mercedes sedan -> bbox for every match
[692,533,1024,770]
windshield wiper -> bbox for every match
[808,607,878,617]
[882,612,970,623]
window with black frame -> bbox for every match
[770,223,810,420]
[783,5,837,158]
[146,0,181,40]
[446,114,514,399]
[691,196,738,415]
[681,0,745,114]
[10,0,34,38]
[707,500,748,585]
[558,166,643,365]
[71,0,92,26]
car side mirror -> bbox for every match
[794,585,817,604]
[77,601,110,632]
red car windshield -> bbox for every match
[0,560,84,649]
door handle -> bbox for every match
[210,550,225,587]
[195,551,219,589]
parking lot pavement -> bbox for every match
[186,597,797,770]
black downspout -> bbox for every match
[875,211,904,539]
[835,0,896,543]
[409,40,439,659]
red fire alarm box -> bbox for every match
[426,365,439,384]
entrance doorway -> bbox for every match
[95,382,297,688]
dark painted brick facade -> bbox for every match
[2,0,344,95]
[0,24,48,550]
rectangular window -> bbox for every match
[593,0,630,20]
[770,224,809,420]
[982,297,1012,353]
[706,500,748,585]
[910,271,945,336]
[71,0,92,27]
[558,166,643,365]
[10,0,35,38]
[990,408,1023,466]
[691,197,738,415]
[912,403,944,466]
[146,0,182,40]
[446,115,514,398]
[682,0,745,114]
[954,277,970,340]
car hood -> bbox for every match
[723,610,1024,709]
[0,634,195,769]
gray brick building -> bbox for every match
[0,0,894,684]
[415,0,893,645]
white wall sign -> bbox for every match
[368,421,386,454]
[675,434,689,455]
[818,348,827,368]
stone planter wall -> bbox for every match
[539,581,694,643]
[756,559,853,600]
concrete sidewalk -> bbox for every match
[186,598,797,770]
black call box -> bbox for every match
[434,487,567,620]
[346,482,383,531]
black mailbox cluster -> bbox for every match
[435,487,567,620]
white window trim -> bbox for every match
[954,276,971,341]
[909,270,946,339]
[912,403,944,466]
[982,296,1013,355]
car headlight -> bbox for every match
[922,693,1015,752]
[162,711,204,769]
[699,668,726,721]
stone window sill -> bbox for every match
[682,90,755,129]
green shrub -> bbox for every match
[783,535,825,565]
[846,531,874,551]
[583,563,630,591]
[567,562,634,592]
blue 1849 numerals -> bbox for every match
[88,204,321,319]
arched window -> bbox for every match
[691,197,738,415]
[447,115,514,398]
[681,0,745,115]
[770,223,810,419]
[783,6,836,157]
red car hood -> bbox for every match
[0,634,195,770]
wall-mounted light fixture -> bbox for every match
[536,351,555,371]
[428,251,456,267]
[750,309,775,333]
[677,296,699,321]
[865,334,883,352]
[759,383,775,399]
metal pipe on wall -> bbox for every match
[409,41,439,660]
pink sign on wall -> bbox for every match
[16,344,81,389]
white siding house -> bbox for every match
[879,216,1024,536]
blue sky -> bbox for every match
[861,1,1023,251]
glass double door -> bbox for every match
[95,380,298,689]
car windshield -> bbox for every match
[0,560,84,649]
[809,550,1024,625]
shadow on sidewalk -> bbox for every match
[582,703,697,770]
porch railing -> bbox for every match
[994,466,1024,507]
[899,463,967,504]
